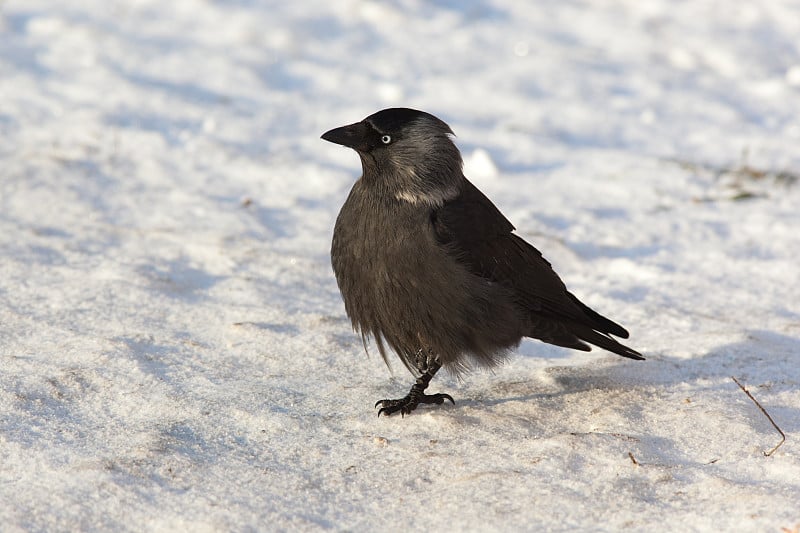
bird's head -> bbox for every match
[321,108,463,206]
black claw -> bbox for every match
[374,359,451,417]
[374,392,455,417]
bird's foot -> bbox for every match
[375,391,454,417]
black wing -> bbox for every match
[432,178,643,360]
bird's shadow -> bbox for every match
[431,330,799,475]
[456,329,800,434]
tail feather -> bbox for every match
[572,323,644,360]
[527,314,643,360]
[567,292,629,339]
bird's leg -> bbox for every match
[375,351,454,417]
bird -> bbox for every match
[321,108,643,417]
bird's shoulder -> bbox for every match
[431,178,572,309]
[431,178,514,244]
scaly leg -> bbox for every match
[375,358,454,417]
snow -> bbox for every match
[2,0,800,530]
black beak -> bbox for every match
[321,121,369,149]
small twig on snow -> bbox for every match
[732,376,786,456]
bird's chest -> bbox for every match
[331,194,433,312]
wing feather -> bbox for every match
[432,178,642,360]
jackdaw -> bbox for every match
[322,108,643,417]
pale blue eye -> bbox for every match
[381,135,391,144]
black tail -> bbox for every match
[568,292,630,339]
[572,322,644,360]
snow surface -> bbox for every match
[2,0,800,531]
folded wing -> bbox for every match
[432,178,643,360]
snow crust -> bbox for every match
[2,1,799,530]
